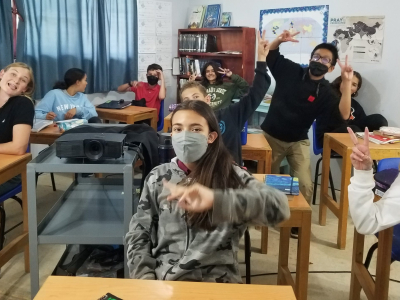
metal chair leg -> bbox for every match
[328,169,337,202]
[312,157,323,205]
[11,196,22,208]
[364,242,378,270]
[244,228,251,284]
[50,173,56,191]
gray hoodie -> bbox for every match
[126,157,290,282]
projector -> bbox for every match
[55,133,126,160]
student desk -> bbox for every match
[350,225,393,300]
[163,111,172,132]
[0,153,32,272]
[30,125,62,145]
[34,276,297,300]
[96,106,158,130]
[319,133,400,249]
[254,174,312,300]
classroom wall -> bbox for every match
[190,0,400,188]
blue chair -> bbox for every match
[364,158,400,269]
[312,120,340,205]
[157,100,165,132]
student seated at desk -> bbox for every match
[188,62,249,111]
[35,68,101,123]
[0,62,35,194]
[117,64,166,120]
[348,127,400,235]
[125,100,290,282]
[181,30,270,165]
[330,71,388,132]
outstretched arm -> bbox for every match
[337,56,353,119]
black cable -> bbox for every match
[241,270,400,283]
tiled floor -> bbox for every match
[0,173,399,299]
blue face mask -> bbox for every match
[172,131,208,163]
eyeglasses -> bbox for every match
[311,54,332,65]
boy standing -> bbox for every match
[260,30,353,211]
[180,31,271,165]
[118,63,166,120]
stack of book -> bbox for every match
[187,5,222,29]
[178,34,217,53]
[356,130,400,144]
[174,57,222,77]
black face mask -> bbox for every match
[147,75,159,85]
[309,61,329,77]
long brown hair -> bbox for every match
[1,62,35,98]
[201,61,223,86]
[331,71,362,97]
[171,100,245,229]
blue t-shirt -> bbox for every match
[35,89,97,121]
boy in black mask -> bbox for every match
[260,30,353,237]
[118,64,166,121]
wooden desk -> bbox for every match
[243,133,272,174]
[254,174,312,300]
[0,153,32,272]
[30,125,62,145]
[34,276,297,300]
[164,111,172,132]
[319,133,400,249]
[96,106,158,130]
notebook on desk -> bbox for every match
[265,175,299,196]
[97,100,131,109]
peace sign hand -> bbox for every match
[218,67,232,77]
[189,72,198,82]
[257,30,270,61]
[278,30,300,43]
[347,127,373,171]
[337,55,354,82]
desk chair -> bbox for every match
[312,121,339,205]
[364,158,400,270]
[157,100,165,132]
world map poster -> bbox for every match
[329,16,385,64]
[260,5,329,67]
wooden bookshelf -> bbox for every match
[176,27,256,103]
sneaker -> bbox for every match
[291,227,299,239]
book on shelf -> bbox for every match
[356,132,400,144]
[178,34,217,53]
[265,175,299,196]
[202,4,221,28]
[187,6,205,29]
[176,57,222,76]
[31,119,54,132]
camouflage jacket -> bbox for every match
[125,158,290,282]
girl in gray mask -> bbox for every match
[125,100,290,282]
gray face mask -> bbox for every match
[172,131,208,164]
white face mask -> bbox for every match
[172,131,208,164]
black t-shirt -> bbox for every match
[261,48,345,143]
[0,96,34,144]
[348,98,367,124]
[215,62,271,165]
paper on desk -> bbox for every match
[156,52,172,69]
[155,1,172,19]
[156,18,172,36]
[138,17,156,35]
[138,35,156,54]
[139,54,156,71]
